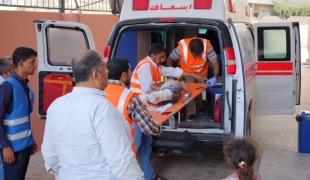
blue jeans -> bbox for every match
[134,126,155,180]
[0,156,3,180]
[0,146,31,180]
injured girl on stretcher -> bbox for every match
[139,77,191,106]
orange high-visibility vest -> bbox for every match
[178,37,210,75]
[130,57,161,94]
[104,84,136,154]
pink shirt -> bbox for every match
[225,173,261,180]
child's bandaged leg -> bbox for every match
[149,89,172,104]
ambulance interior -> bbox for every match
[113,26,224,129]
[39,25,226,131]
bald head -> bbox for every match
[71,50,103,84]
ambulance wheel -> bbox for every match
[246,110,251,136]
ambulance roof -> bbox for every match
[120,0,251,23]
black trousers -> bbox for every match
[1,146,31,180]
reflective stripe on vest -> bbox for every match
[130,57,161,94]
[178,38,210,74]
[7,129,32,141]
[104,84,136,153]
[4,116,29,126]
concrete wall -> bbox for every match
[0,10,119,149]
[252,4,273,17]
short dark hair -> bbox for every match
[71,50,103,84]
[189,39,204,54]
[148,43,166,56]
[107,58,130,80]
[12,47,37,67]
[0,56,13,76]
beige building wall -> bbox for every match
[252,4,273,17]
[0,10,119,149]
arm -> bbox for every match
[41,114,60,175]
[180,81,191,96]
[0,83,15,164]
[207,43,220,79]
[210,58,219,79]
[181,71,207,81]
[150,83,161,91]
[166,56,174,67]
[96,104,144,179]
[166,46,180,67]
[128,95,162,136]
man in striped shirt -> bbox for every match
[106,58,166,180]
[167,38,220,121]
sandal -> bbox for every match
[152,174,168,180]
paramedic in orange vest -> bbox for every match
[166,38,220,121]
[130,43,207,95]
[105,58,166,180]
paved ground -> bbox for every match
[25,48,310,180]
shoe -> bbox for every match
[198,108,207,114]
[186,114,196,121]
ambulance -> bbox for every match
[35,0,301,157]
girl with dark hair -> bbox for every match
[223,136,261,180]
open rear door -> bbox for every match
[254,22,301,115]
[34,20,95,117]
[293,22,301,105]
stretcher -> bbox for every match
[147,82,205,125]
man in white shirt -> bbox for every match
[41,50,144,180]
[0,56,14,84]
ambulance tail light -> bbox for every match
[132,0,149,10]
[194,0,212,9]
[228,0,236,12]
[103,45,111,61]
[226,47,236,74]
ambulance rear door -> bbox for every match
[34,20,95,117]
[254,22,301,115]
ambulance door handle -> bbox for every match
[225,91,232,119]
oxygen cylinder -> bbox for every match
[214,96,222,123]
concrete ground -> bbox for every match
[25,48,310,180]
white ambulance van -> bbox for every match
[35,0,301,157]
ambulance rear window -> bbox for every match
[257,27,290,61]
[46,26,89,66]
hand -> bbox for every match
[205,77,217,88]
[182,93,191,102]
[139,93,150,107]
[30,142,38,155]
[3,146,15,164]
[204,83,211,89]
[194,74,207,81]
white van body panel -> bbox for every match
[35,20,95,116]
[120,0,250,22]
[254,22,300,115]
[36,20,95,73]
[34,0,300,154]
[228,22,246,137]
